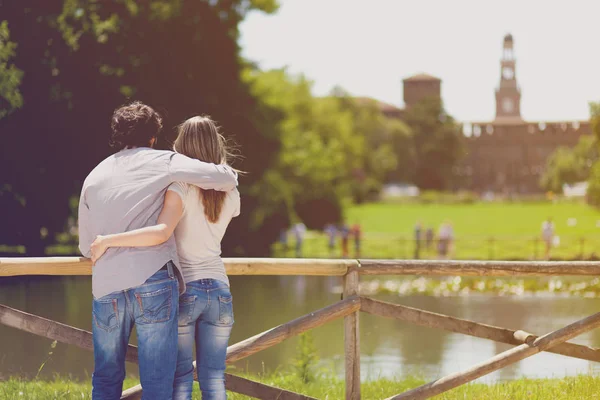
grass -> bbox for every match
[274,200,600,260]
[3,374,600,399]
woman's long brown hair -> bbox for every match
[173,116,233,223]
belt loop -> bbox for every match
[167,261,174,278]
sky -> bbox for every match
[239,0,600,123]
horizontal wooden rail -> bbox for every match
[6,257,600,277]
[388,311,600,399]
[0,257,354,277]
[358,259,600,276]
[360,297,600,363]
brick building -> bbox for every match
[368,34,592,193]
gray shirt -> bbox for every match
[78,147,238,299]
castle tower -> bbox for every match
[495,34,522,122]
[403,73,441,110]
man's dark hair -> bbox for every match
[110,101,163,150]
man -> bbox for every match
[292,221,307,257]
[323,223,337,256]
[78,101,237,399]
[437,221,454,260]
[414,221,422,259]
[541,217,555,260]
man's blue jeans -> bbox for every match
[92,261,179,400]
[173,279,234,400]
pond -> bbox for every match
[1,275,600,383]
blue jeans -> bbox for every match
[173,279,234,400]
[92,262,179,400]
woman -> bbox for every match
[91,115,240,400]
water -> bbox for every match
[1,275,600,383]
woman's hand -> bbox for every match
[91,235,109,266]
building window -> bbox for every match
[473,125,482,137]
[463,123,473,137]
[486,125,494,135]
[573,121,580,130]
[538,122,546,131]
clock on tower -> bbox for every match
[495,34,522,122]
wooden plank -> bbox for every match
[358,259,600,276]
[227,296,361,363]
[224,374,318,400]
[0,257,354,277]
[386,311,600,400]
[121,373,317,400]
[360,297,600,362]
[0,257,92,277]
[7,257,600,277]
[0,304,139,362]
[0,303,317,400]
[225,258,353,276]
[344,270,361,400]
[121,297,361,397]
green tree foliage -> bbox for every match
[540,135,598,193]
[587,102,600,206]
[0,0,279,255]
[0,21,23,119]
[334,96,415,202]
[587,162,600,206]
[245,69,362,228]
[403,97,465,190]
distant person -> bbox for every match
[542,217,555,260]
[351,223,362,258]
[425,226,434,252]
[414,221,423,259]
[279,228,289,252]
[437,221,455,259]
[292,222,307,257]
[324,223,337,255]
[340,223,350,258]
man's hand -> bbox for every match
[91,235,109,266]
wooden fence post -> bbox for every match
[343,268,361,400]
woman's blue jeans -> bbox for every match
[173,279,234,400]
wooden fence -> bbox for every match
[273,234,600,261]
[2,257,600,399]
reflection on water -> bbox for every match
[1,275,600,383]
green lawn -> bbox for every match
[3,375,600,399]
[347,201,600,236]
[274,201,600,260]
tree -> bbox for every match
[334,95,415,202]
[0,0,280,256]
[403,97,465,190]
[540,135,598,193]
[586,102,600,206]
[246,69,363,229]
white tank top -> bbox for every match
[167,182,240,285]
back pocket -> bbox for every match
[218,294,234,325]
[93,298,119,332]
[135,286,173,324]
